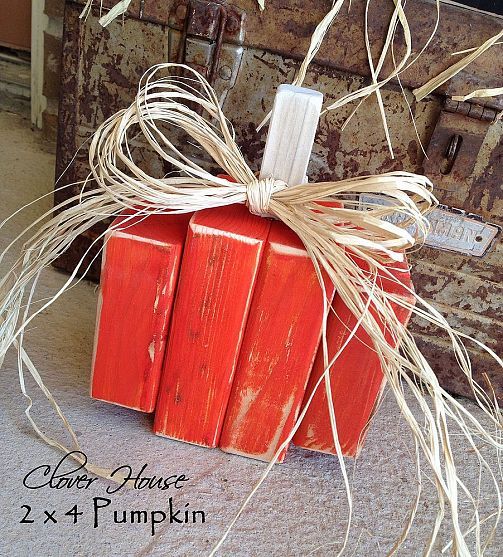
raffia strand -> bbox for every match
[0,64,501,557]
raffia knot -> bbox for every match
[246,177,287,217]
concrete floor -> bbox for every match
[0,110,500,556]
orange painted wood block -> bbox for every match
[293,256,415,457]
[91,213,191,412]
[219,221,335,462]
[154,204,271,447]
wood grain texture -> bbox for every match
[91,213,191,412]
[154,205,271,447]
[260,84,322,186]
[219,221,335,462]
[293,256,415,457]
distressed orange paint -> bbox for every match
[91,212,191,412]
[293,255,415,457]
[220,221,335,462]
[154,204,271,447]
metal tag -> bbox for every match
[359,194,499,257]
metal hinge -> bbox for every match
[443,98,501,123]
[423,98,498,191]
[168,0,245,104]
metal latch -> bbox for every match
[168,0,245,104]
[423,98,500,192]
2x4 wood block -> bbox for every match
[91,212,191,412]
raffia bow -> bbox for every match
[0,64,501,556]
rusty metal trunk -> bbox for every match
[55,0,502,401]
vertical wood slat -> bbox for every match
[219,220,335,462]
[154,84,323,450]
[218,84,327,460]
[293,256,415,456]
[91,213,191,412]
[154,205,271,447]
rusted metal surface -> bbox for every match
[168,0,246,44]
[167,0,245,96]
[95,0,142,15]
[415,335,502,402]
[54,3,172,276]
[409,241,502,402]
[56,0,502,400]
[423,111,491,203]
[423,116,503,224]
[72,0,503,110]
[410,114,503,400]
[139,0,503,110]
[215,45,443,198]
